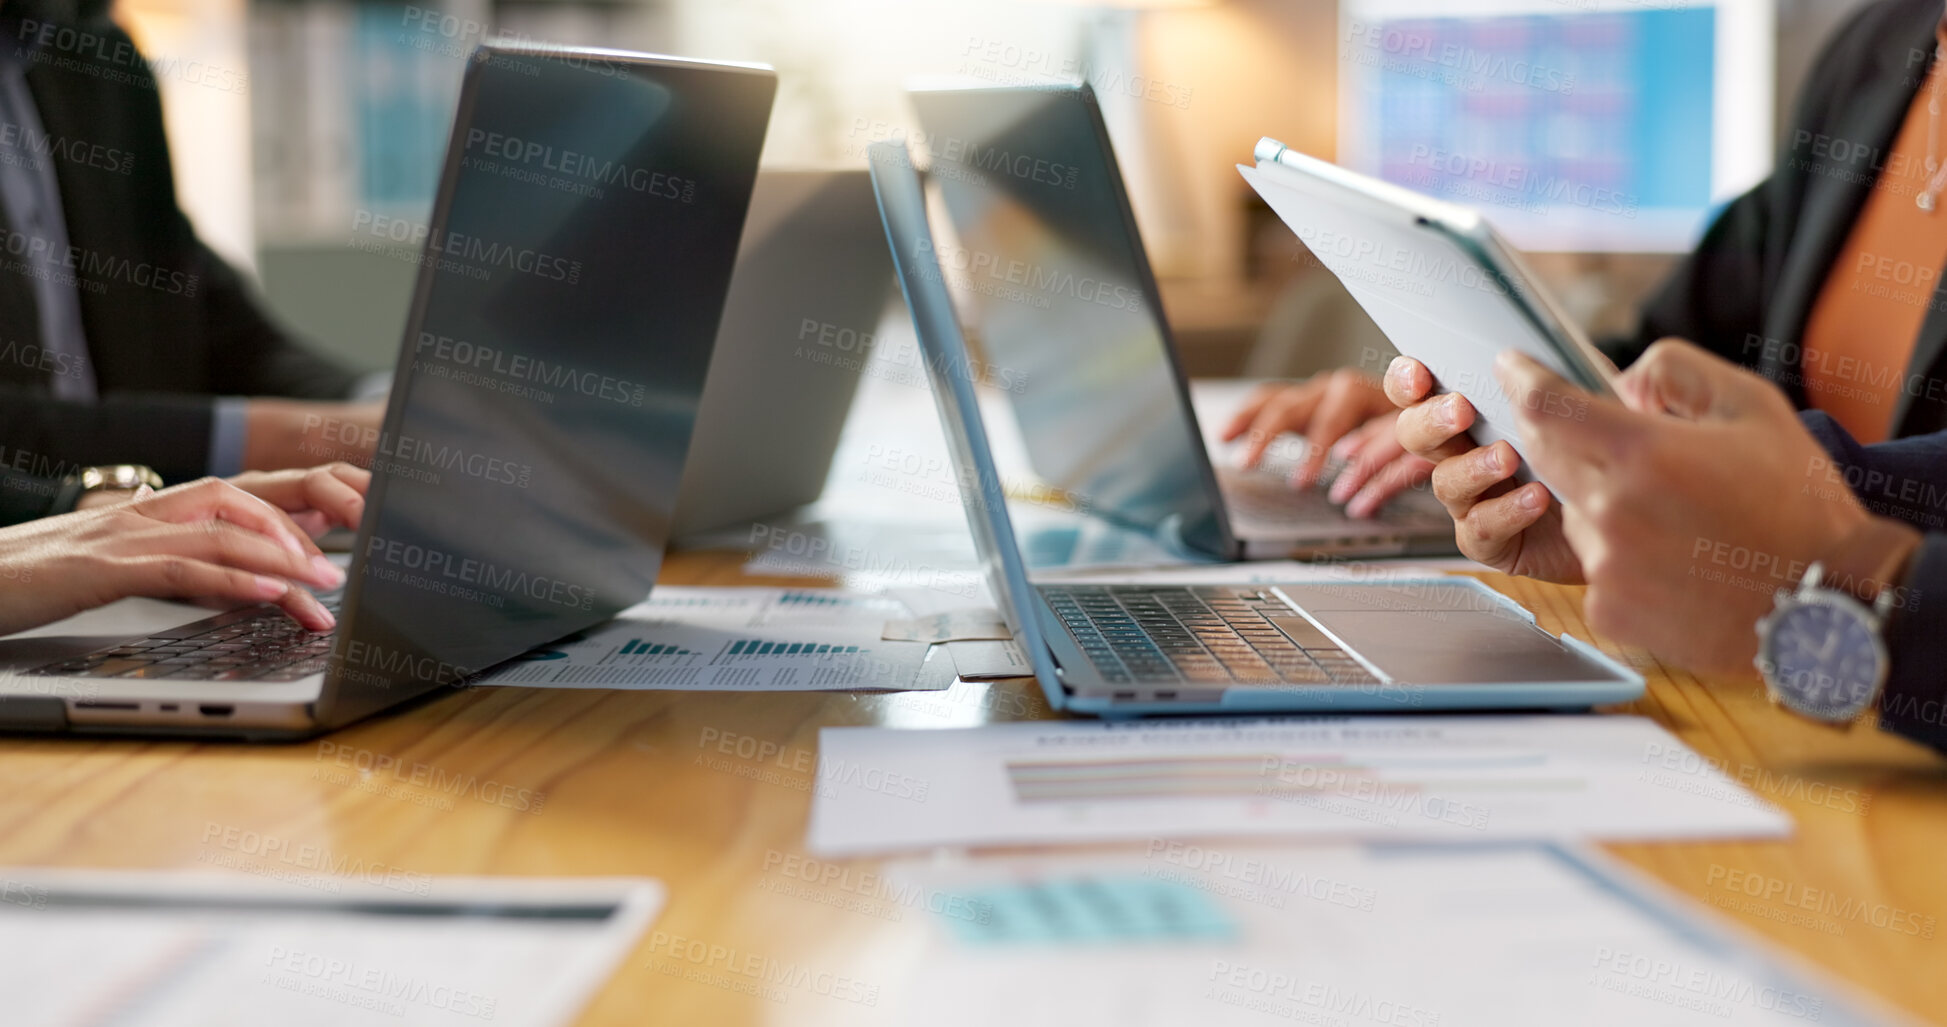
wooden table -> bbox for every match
[2,551,1942,1025]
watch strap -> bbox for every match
[73,465,164,493]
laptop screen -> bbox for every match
[865,142,1066,698]
[908,84,1229,557]
[322,46,775,725]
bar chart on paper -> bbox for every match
[1004,750,1558,804]
[809,717,1796,855]
[725,640,863,656]
[629,587,909,626]
[475,587,944,692]
[616,640,695,656]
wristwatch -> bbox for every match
[1754,563,1892,724]
[70,464,164,493]
[1754,520,1921,726]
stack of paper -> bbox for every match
[809,715,1792,855]
[854,844,1909,1026]
[0,870,661,1027]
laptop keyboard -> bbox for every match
[29,600,340,682]
[1040,585,1378,687]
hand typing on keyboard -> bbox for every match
[223,463,371,541]
[0,475,354,637]
[37,601,341,681]
[1221,374,1434,518]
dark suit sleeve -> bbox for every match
[0,385,216,484]
[1878,537,1947,748]
[1800,410,1947,529]
[1800,410,1947,750]
[1616,180,1774,369]
[191,234,360,401]
[0,12,363,480]
[0,464,78,526]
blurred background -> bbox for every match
[116,0,1865,378]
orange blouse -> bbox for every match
[1798,27,1947,442]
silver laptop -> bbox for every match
[868,140,1642,716]
[0,44,777,738]
[908,83,1455,560]
[672,169,894,537]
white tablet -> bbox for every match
[1239,137,1618,486]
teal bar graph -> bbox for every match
[618,640,695,656]
[780,592,844,606]
[726,639,863,656]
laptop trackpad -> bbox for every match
[1307,611,1619,684]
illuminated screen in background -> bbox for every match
[1339,1,1773,252]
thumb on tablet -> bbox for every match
[1616,339,1765,421]
[1493,350,1624,500]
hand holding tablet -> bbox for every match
[1385,349,1590,584]
[1238,139,1619,491]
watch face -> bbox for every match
[1761,599,1884,722]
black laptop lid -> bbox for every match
[320,45,775,726]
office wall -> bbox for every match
[159,0,1885,373]
[117,0,255,271]
[1128,0,1336,282]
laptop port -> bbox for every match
[198,704,235,718]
